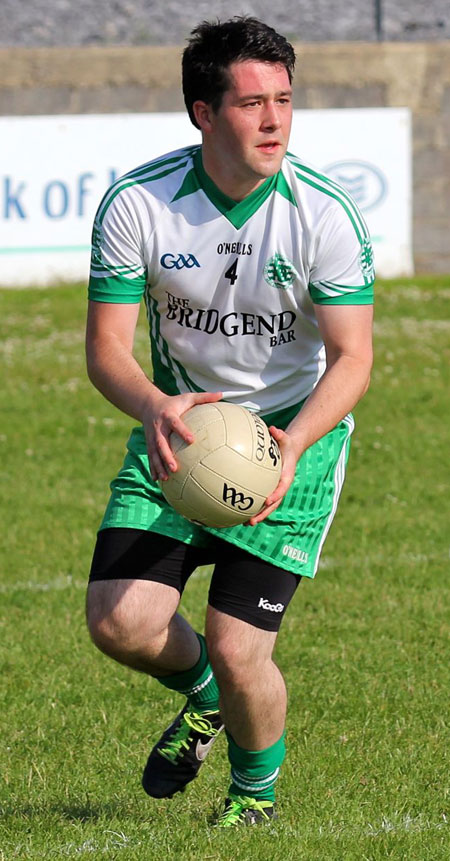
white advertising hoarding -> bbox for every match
[1,108,412,286]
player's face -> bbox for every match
[197,60,293,198]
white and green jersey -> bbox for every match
[89,145,374,415]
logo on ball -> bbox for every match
[222,484,254,511]
[159,403,282,528]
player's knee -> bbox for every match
[206,635,255,687]
[85,580,175,658]
[86,597,120,655]
[85,585,135,655]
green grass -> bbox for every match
[0,278,449,860]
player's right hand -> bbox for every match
[142,390,223,482]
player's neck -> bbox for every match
[200,148,268,202]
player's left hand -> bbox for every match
[246,425,300,525]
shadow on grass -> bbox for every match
[58,802,125,822]
[1,801,125,823]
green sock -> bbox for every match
[156,633,220,712]
[227,731,286,802]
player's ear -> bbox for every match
[192,101,214,133]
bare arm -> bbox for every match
[85,300,222,480]
[250,303,373,524]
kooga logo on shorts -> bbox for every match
[258,597,285,613]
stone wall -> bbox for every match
[1,41,449,272]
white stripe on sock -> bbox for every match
[179,669,214,697]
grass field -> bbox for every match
[0,277,449,860]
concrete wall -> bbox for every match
[2,42,449,272]
[1,0,449,45]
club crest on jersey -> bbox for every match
[161,253,201,270]
[264,254,296,289]
[91,220,106,265]
[359,239,375,282]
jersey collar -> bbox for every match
[193,149,278,230]
[171,148,297,229]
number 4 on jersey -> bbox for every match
[224,258,239,286]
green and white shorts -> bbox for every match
[98,403,354,579]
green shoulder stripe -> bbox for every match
[96,151,191,219]
[98,161,190,224]
[287,154,369,243]
[123,146,199,182]
[276,171,297,207]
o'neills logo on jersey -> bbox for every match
[217,242,252,256]
[165,292,296,347]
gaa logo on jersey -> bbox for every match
[161,253,201,270]
[264,254,296,289]
[359,239,375,281]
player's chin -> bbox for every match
[254,152,284,177]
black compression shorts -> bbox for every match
[89,528,301,633]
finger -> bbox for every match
[167,415,195,445]
[268,424,286,441]
[153,427,179,473]
[193,391,223,404]
[246,497,282,526]
[169,392,222,443]
[265,474,292,507]
[149,449,169,482]
[143,431,159,482]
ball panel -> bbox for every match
[180,469,258,527]
[213,403,255,457]
[169,417,226,460]
[160,472,185,503]
[201,448,281,496]
[159,402,283,528]
[180,402,224,434]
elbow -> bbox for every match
[85,341,95,383]
[85,339,102,389]
[360,356,373,398]
[361,373,371,397]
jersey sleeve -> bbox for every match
[308,199,375,306]
[88,186,149,304]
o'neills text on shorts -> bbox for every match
[282,544,309,564]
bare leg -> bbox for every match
[86,579,200,676]
[205,606,286,750]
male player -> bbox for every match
[85,17,374,827]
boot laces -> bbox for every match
[158,711,220,763]
[218,795,272,827]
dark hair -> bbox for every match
[182,17,296,129]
